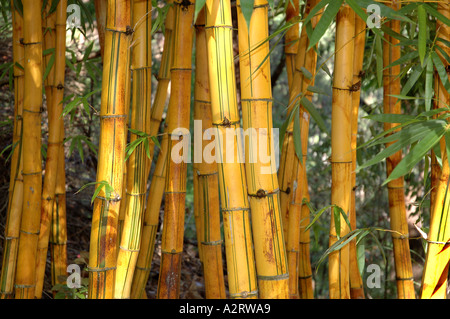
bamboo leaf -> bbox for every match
[333,205,341,239]
[194,0,206,23]
[384,127,446,185]
[305,204,334,231]
[425,57,433,111]
[417,5,427,66]
[424,3,450,28]
[300,96,329,135]
[375,33,383,88]
[357,240,365,278]
[308,0,343,51]
[241,0,255,30]
[384,50,418,70]
[400,61,425,96]
[431,51,450,93]
[293,106,302,163]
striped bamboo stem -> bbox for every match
[349,13,365,300]
[130,132,169,299]
[283,0,320,299]
[50,123,68,288]
[205,0,258,299]
[193,9,226,299]
[382,0,415,299]
[130,2,175,298]
[14,0,43,299]
[237,0,289,299]
[285,0,299,92]
[329,4,355,299]
[35,0,67,298]
[0,0,24,299]
[88,0,131,299]
[115,0,152,299]
[421,0,450,299]
[157,0,195,299]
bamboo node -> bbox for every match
[56,83,64,90]
[125,26,134,36]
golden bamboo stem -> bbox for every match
[285,0,299,92]
[94,0,107,59]
[349,13,365,300]
[130,132,169,299]
[382,1,415,299]
[205,0,258,299]
[237,0,288,299]
[35,0,68,298]
[0,0,24,299]
[421,0,450,299]
[115,0,152,299]
[157,0,195,299]
[193,9,226,299]
[88,0,131,299]
[329,4,355,299]
[14,0,43,299]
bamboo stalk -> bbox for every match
[94,0,107,59]
[88,0,131,299]
[237,0,288,299]
[115,0,152,299]
[0,0,24,299]
[283,0,320,299]
[130,131,169,299]
[421,0,450,299]
[35,0,67,298]
[329,4,355,299]
[382,0,415,299]
[349,13,365,300]
[14,0,43,299]
[193,9,226,299]
[205,0,258,299]
[285,0,299,92]
[157,0,195,299]
[130,2,175,298]
[50,123,68,288]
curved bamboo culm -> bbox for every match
[285,0,299,92]
[421,1,450,299]
[349,13,366,300]
[50,125,68,289]
[329,4,354,299]
[237,0,288,299]
[382,1,415,299]
[115,0,152,299]
[283,0,320,299]
[88,0,131,299]
[94,0,107,59]
[130,132,168,299]
[157,0,195,299]
[14,0,43,299]
[193,9,226,299]
[205,0,258,299]
[0,0,24,299]
[35,0,67,298]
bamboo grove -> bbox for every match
[3,0,450,300]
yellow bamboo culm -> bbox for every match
[50,125,68,288]
[130,2,176,298]
[237,0,288,299]
[421,1,450,299]
[278,0,319,247]
[94,0,107,59]
[329,4,355,299]
[157,0,195,299]
[193,9,226,299]
[114,0,152,299]
[205,0,258,299]
[283,0,321,299]
[35,0,68,299]
[0,0,24,299]
[285,0,299,92]
[130,132,169,299]
[14,0,43,299]
[382,1,415,299]
[88,0,131,299]
[349,13,365,300]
